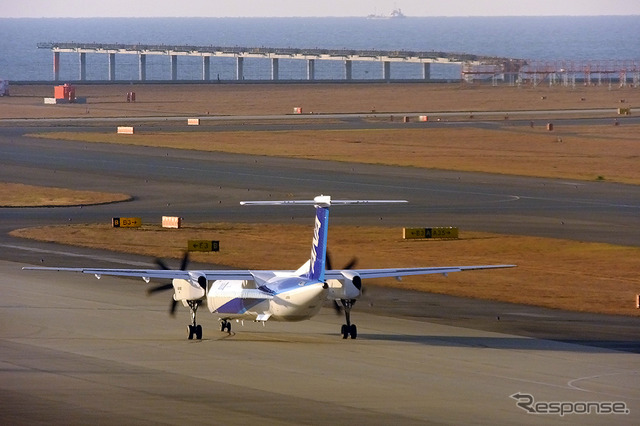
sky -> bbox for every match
[4,0,640,18]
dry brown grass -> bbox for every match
[0,183,131,207]
[2,83,638,118]
[10,222,640,316]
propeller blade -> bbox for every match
[147,282,174,295]
[326,251,359,271]
[150,256,185,317]
[343,257,358,270]
[180,252,190,271]
[155,258,170,270]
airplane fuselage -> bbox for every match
[207,277,327,322]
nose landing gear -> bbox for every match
[220,319,232,333]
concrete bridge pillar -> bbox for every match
[108,53,116,81]
[383,61,391,81]
[307,59,315,80]
[79,52,86,81]
[422,63,431,80]
[236,57,244,80]
[138,54,146,81]
[345,60,352,80]
[53,52,60,81]
[271,58,279,80]
[170,55,177,80]
[202,56,210,81]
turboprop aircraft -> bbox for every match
[24,195,515,340]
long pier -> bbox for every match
[38,42,523,82]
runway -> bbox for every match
[2,128,640,247]
[2,119,640,423]
[2,260,639,425]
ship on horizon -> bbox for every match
[367,8,406,19]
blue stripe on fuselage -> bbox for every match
[216,297,265,314]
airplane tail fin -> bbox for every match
[308,202,329,281]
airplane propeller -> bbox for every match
[326,251,361,314]
[325,251,358,272]
[146,252,191,316]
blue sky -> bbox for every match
[5,1,640,18]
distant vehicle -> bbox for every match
[24,195,514,340]
[367,8,406,19]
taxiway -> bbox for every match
[2,260,639,425]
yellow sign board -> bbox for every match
[403,228,427,239]
[188,240,220,252]
[112,217,141,228]
[403,227,459,240]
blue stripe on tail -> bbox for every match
[308,206,329,282]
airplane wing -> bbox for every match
[324,264,515,280]
[23,264,514,281]
[22,267,257,281]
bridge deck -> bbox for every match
[38,42,517,65]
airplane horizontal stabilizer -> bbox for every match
[241,195,407,207]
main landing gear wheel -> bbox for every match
[220,319,232,333]
[340,299,358,339]
[341,323,357,339]
[187,300,202,340]
[188,324,203,340]
[327,253,361,340]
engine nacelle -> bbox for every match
[172,271,207,302]
[326,271,362,300]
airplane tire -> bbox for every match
[350,324,357,339]
[187,325,194,340]
[341,324,349,339]
[196,325,203,340]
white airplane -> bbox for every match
[24,195,515,340]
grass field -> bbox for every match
[2,83,638,118]
[0,183,131,207]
